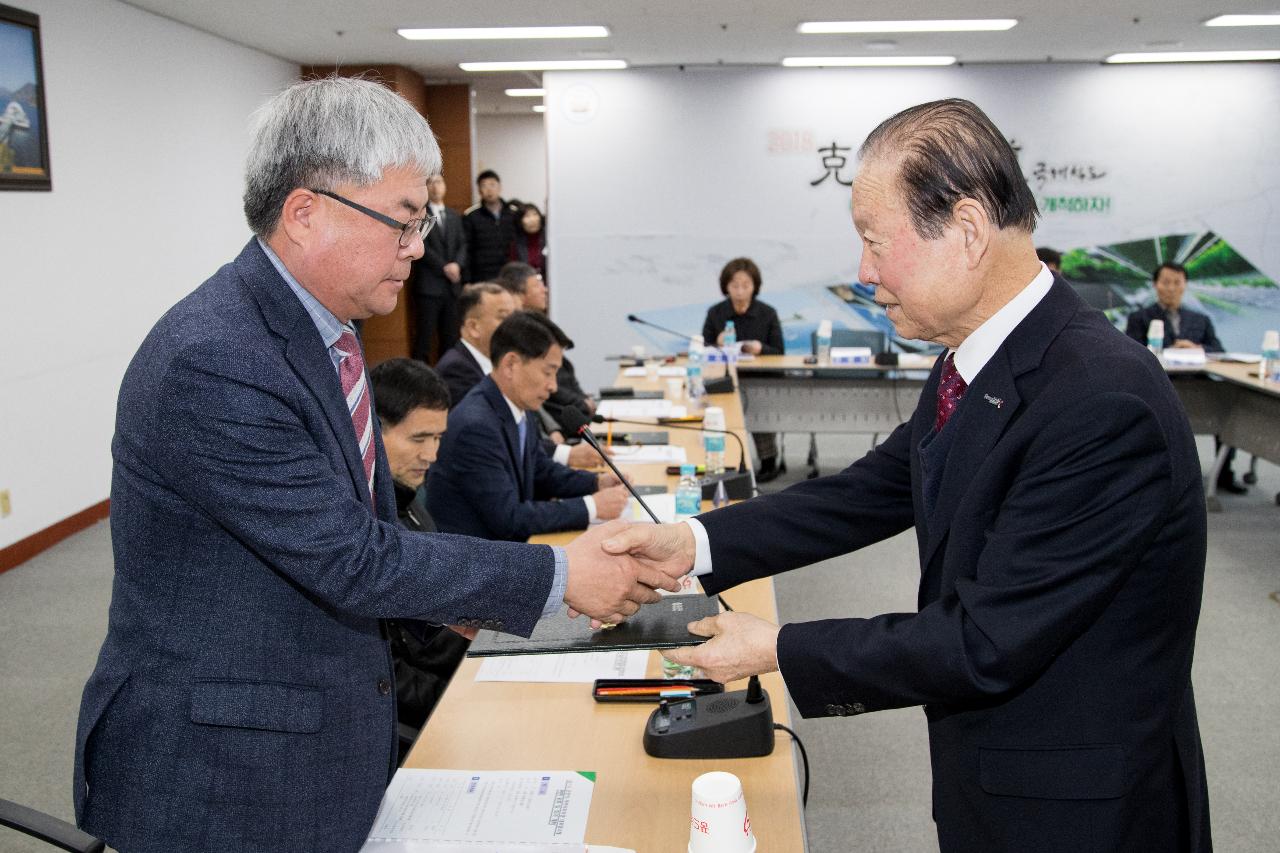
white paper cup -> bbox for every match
[646,359,661,381]
[667,377,684,399]
[689,771,756,853]
[632,344,647,359]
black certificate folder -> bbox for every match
[467,594,720,657]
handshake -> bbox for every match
[560,520,698,625]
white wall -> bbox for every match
[545,64,1280,390]
[475,113,547,208]
[0,0,297,549]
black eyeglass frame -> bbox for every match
[309,188,434,247]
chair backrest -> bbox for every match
[812,328,888,353]
[0,799,106,853]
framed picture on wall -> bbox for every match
[0,3,51,191]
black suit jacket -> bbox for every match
[411,206,467,298]
[426,376,598,541]
[1124,302,1224,352]
[435,341,485,409]
[696,278,1210,853]
[702,298,785,355]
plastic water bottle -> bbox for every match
[723,320,737,360]
[687,335,706,401]
[1146,319,1165,359]
[703,406,727,475]
[1262,330,1280,383]
[674,464,702,521]
[816,319,833,365]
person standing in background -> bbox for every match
[409,173,467,362]
[463,169,519,283]
[509,202,548,283]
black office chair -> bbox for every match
[0,799,105,853]
[794,329,891,477]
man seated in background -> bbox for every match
[498,261,598,432]
[435,282,514,408]
[368,358,468,733]
[427,312,629,541]
[1125,262,1244,493]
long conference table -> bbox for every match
[404,372,809,851]
[734,355,1280,511]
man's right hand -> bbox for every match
[562,520,684,623]
[599,522,698,582]
[443,262,462,284]
[592,484,629,520]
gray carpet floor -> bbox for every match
[1,434,1277,852]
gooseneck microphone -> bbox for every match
[559,408,664,524]
[591,414,750,476]
[626,314,735,394]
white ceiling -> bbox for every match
[123,1,1280,113]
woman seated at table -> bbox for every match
[702,257,785,481]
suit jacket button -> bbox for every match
[825,704,838,715]
[849,702,866,714]
[377,678,392,696]
[493,621,503,631]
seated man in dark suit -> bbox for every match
[435,281,514,408]
[369,358,468,732]
[427,311,630,541]
[1125,262,1243,493]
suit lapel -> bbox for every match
[918,277,1082,570]
[482,379,531,498]
[236,240,374,510]
[920,348,1021,570]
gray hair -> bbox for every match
[243,76,442,237]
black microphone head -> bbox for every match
[558,406,591,436]
[626,314,640,323]
[590,413,607,423]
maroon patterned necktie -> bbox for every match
[335,327,376,500]
[935,353,967,432]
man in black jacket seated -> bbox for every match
[1125,262,1244,493]
[435,282,515,410]
[369,358,469,733]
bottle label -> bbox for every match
[675,490,701,517]
[704,435,725,453]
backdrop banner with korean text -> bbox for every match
[544,63,1280,388]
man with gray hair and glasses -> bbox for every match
[73,77,682,853]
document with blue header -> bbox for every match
[360,769,595,852]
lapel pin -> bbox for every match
[983,393,1004,409]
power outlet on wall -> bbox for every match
[0,489,11,518]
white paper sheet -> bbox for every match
[360,769,594,852]
[609,445,687,465]
[596,399,686,419]
[621,365,686,377]
[474,649,649,683]
[626,493,676,523]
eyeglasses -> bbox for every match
[310,188,435,247]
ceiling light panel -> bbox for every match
[782,56,957,67]
[460,60,627,72]
[399,26,609,40]
[1204,14,1280,27]
[1105,50,1280,63]
[798,20,1017,34]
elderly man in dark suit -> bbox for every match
[427,312,629,541]
[409,173,468,362]
[73,77,680,853]
[604,99,1210,853]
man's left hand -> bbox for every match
[742,340,764,355]
[568,442,610,468]
[597,471,625,489]
[662,613,781,684]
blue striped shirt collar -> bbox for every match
[256,237,347,350]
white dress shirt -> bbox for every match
[685,262,1055,577]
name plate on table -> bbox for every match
[467,595,719,657]
[831,346,873,365]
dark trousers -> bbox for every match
[413,292,460,364]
